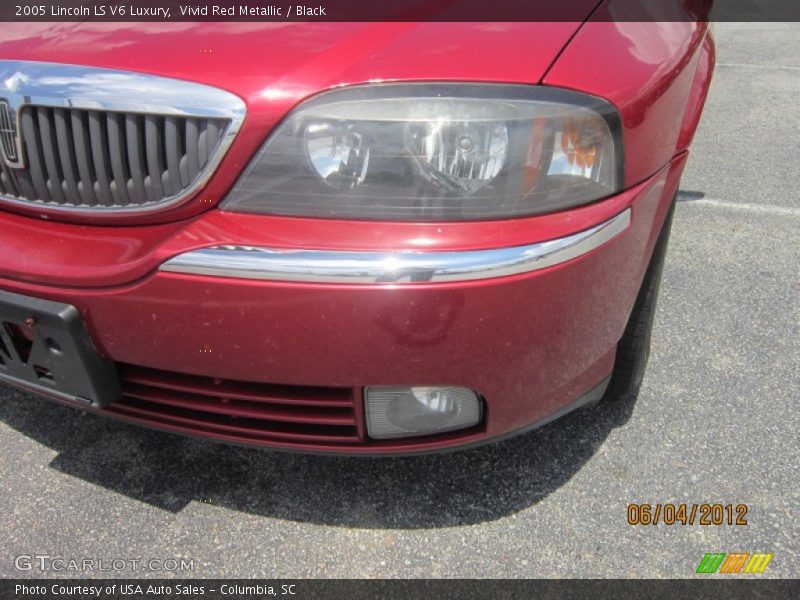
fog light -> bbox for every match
[365,386,482,439]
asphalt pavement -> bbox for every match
[1,23,798,578]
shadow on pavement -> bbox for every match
[0,384,639,528]
[675,190,706,202]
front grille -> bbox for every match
[107,364,363,446]
[0,59,246,217]
[0,106,227,209]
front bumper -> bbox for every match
[0,156,685,454]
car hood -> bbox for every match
[0,16,598,108]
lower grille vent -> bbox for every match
[107,364,362,446]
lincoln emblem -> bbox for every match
[0,100,22,168]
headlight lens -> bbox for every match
[222,84,622,221]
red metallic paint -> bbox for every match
[677,29,716,151]
[0,17,714,452]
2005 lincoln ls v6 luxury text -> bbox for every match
[0,5,715,454]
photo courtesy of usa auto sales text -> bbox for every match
[15,583,299,596]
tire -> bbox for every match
[605,198,677,402]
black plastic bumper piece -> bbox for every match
[0,289,120,408]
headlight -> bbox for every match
[222,84,622,221]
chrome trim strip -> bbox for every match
[160,209,631,284]
[0,60,246,214]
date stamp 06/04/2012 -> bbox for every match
[627,503,749,526]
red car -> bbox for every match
[0,10,714,454]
